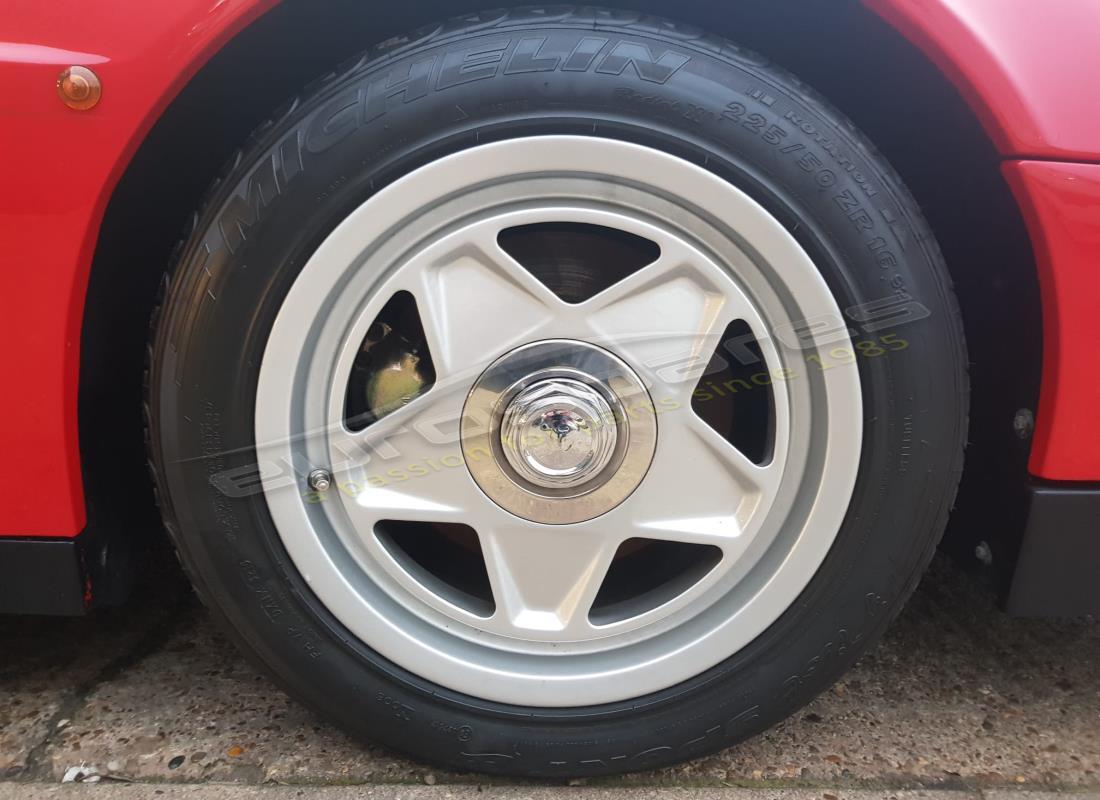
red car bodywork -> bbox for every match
[0,0,1098,542]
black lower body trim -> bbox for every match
[0,535,89,615]
[0,525,132,616]
[1007,483,1100,618]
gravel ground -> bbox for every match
[1,554,1097,793]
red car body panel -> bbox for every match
[0,0,1096,538]
[1004,161,1100,480]
[865,0,1100,161]
[862,0,1100,479]
[0,0,276,537]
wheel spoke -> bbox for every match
[626,408,779,553]
[410,221,565,379]
[481,522,617,637]
[580,250,756,406]
[329,387,478,527]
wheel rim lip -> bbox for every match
[254,135,862,706]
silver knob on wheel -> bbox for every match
[500,378,617,490]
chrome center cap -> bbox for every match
[462,340,657,525]
[500,379,617,489]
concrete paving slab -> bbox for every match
[1,556,1097,792]
[0,584,184,778]
[0,784,997,800]
[6,782,1100,800]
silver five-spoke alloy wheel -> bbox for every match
[256,136,862,707]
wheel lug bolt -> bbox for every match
[308,469,333,492]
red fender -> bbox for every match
[865,0,1100,160]
[864,0,1100,480]
[0,0,275,536]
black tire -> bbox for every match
[148,6,967,778]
